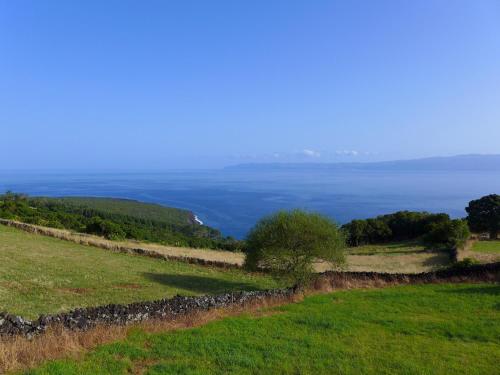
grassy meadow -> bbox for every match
[472,240,500,254]
[25,283,500,375]
[331,241,451,274]
[346,241,430,255]
[0,225,278,319]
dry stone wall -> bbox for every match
[1,262,498,339]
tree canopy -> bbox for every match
[244,210,345,286]
[466,194,500,239]
[342,211,451,246]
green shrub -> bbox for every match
[424,219,470,249]
[448,257,479,270]
[244,210,345,286]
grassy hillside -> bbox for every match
[0,225,278,319]
[0,192,241,250]
[35,197,193,226]
[28,283,499,375]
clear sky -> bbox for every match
[1,0,499,169]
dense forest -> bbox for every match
[342,211,470,250]
[0,192,242,251]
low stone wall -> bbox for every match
[320,261,500,289]
[0,219,242,269]
[0,289,294,338]
[1,262,498,339]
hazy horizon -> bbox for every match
[2,1,500,169]
[1,153,500,172]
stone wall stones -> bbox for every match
[0,289,293,338]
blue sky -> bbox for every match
[1,0,499,169]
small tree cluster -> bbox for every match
[85,217,126,240]
[342,211,451,246]
[423,219,470,249]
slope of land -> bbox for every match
[27,283,500,375]
[0,225,278,318]
[0,219,245,267]
[2,220,451,275]
[34,196,194,226]
[0,193,238,250]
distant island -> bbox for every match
[227,154,500,171]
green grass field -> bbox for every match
[33,196,193,226]
[472,240,500,254]
[346,241,430,256]
[26,283,500,375]
[0,225,278,318]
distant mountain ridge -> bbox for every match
[227,154,500,171]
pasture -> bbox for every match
[332,241,451,274]
[472,240,500,254]
[0,225,278,319]
[27,283,500,375]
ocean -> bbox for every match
[1,168,499,238]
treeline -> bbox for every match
[0,192,242,251]
[342,211,469,249]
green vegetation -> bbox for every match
[472,240,500,254]
[466,194,500,239]
[0,225,278,318]
[28,283,500,375]
[447,257,479,270]
[342,211,469,251]
[41,197,193,226]
[244,210,345,285]
[342,211,449,246]
[0,192,242,250]
[423,218,470,249]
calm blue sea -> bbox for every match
[1,169,499,238]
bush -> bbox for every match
[244,210,345,286]
[85,217,126,240]
[448,257,479,270]
[424,219,470,249]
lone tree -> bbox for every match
[244,210,345,286]
[466,194,500,239]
